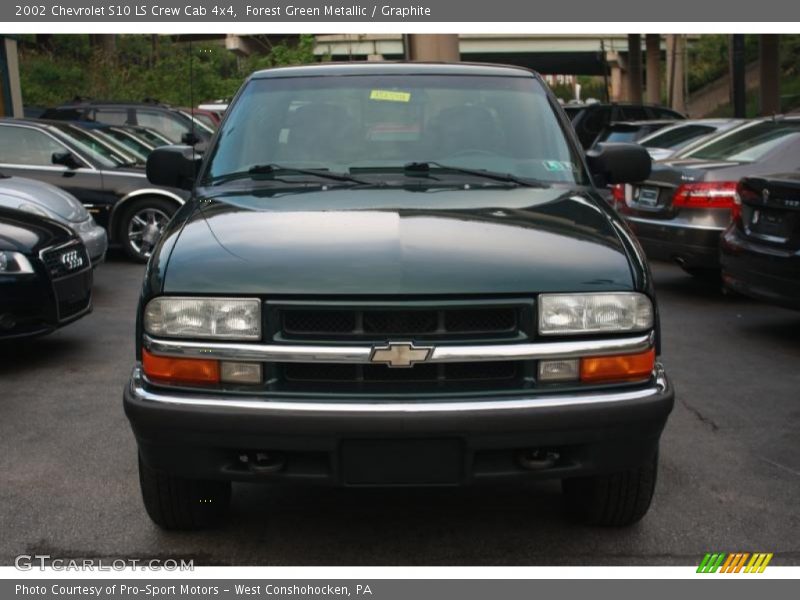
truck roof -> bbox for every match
[250,61,537,79]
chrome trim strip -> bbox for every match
[624,215,726,232]
[143,331,654,364]
[128,364,669,413]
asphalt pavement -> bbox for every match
[1,256,798,566]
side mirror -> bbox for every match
[586,143,651,186]
[181,131,201,146]
[146,145,201,191]
[52,151,81,169]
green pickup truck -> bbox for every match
[124,62,673,530]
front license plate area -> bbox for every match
[636,186,660,207]
[341,439,463,485]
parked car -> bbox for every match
[614,116,800,275]
[179,107,220,130]
[564,102,685,149]
[0,118,189,261]
[721,173,800,310]
[41,101,213,145]
[125,62,673,530]
[591,120,677,148]
[68,121,155,165]
[0,206,93,340]
[638,119,744,161]
[0,174,107,264]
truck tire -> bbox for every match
[119,197,177,263]
[562,450,658,527]
[138,455,231,530]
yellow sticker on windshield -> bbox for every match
[370,89,412,103]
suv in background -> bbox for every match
[126,63,674,530]
[591,120,678,149]
[565,103,685,149]
[41,100,213,146]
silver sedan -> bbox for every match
[0,175,107,264]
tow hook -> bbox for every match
[239,451,286,474]
[517,449,560,471]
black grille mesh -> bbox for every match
[282,361,519,384]
[281,307,518,338]
[41,243,90,279]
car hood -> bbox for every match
[0,176,88,223]
[162,186,634,296]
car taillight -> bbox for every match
[611,183,626,206]
[672,182,740,220]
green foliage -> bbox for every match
[19,34,317,107]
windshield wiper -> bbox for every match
[403,161,548,188]
[209,164,371,186]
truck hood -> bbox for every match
[162,186,634,295]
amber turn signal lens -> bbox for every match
[580,348,655,383]
[142,349,220,385]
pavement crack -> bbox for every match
[760,457,800,478]
[680,398,719,432]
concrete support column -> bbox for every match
[626,34,643,104]
[645,34,661,104]
[759,34,781,115]
[404,35,460,61]
[610,64,626,102]
[666,35,687,114]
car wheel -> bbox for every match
[562,450,658,527]
[138,454,231,530]
[119,198,176,262]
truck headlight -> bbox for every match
[144,297,261,340]
[538,292,653,335]
[0,251,35,275]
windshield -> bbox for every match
[56,125,132,168]
[680,121,800,162]
[204,74,586,185]
[641,124,716,149]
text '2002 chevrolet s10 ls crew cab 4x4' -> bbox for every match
[123,63,674,530]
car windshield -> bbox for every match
[598,128,640,144]
[680,121,800,162]
[641,124,716,149]
[58,125,134,168]
[204,74,587,186]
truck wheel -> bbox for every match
[138,454,231,530]
[119,198,176,262]
[562,451,658,527]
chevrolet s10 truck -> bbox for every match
[124,63,674,529]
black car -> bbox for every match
[125,62,673,530]
[565,102,685,149]
[42,100,214,146]
[616,116,800,275]
[0,206,92,340]
[721,173,800,310]
[0,119,189,261]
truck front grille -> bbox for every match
[279,306,520,339]
[282,361,520,384]
[266,299,535,394]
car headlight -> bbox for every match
[0,251,35,275]
[144,297,261,340]
[538,292,653,335]
[17,203,49,218]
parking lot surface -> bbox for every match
[1,257,799,566]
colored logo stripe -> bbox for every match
[697,552,773,573]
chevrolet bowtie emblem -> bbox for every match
[369,342,433,368]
